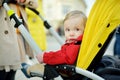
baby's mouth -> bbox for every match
[67,39,76,43]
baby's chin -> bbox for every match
[66,39,76,43]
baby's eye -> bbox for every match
[66,28,70,31]
[76,28,80,31]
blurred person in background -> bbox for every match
[0,0,38,80]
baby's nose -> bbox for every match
[70,31,75,36]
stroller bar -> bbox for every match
[18,25,42,54]
[55,65,104,80]
[28,8,64,45]
[75,67,104,80]
[3,3,42,55]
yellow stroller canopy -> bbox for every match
[77,0,120,69]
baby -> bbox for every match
[37,10,87,65]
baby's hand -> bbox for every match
[36,53,44,63]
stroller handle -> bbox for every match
[28,7,64,45]
[3,2,42,55]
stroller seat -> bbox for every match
[26,0,120,80]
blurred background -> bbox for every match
[26,0,95,51]
[42,0,95,35]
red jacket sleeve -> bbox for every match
[43,44,80,65]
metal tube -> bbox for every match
[29,8,64,45]
[3,3,42,55]
[76,67,104,80]
[18,25,42,54]
[49,27,64,45]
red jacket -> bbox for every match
[43,35,83,65]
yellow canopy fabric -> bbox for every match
[77,0,120,69]
[26,0,46,51]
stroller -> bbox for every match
[29,0,120,80]
[26,0,120,80]
[3,0,120,80]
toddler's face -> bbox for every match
[64,17,84,42]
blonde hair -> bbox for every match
[63,10,87,27]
